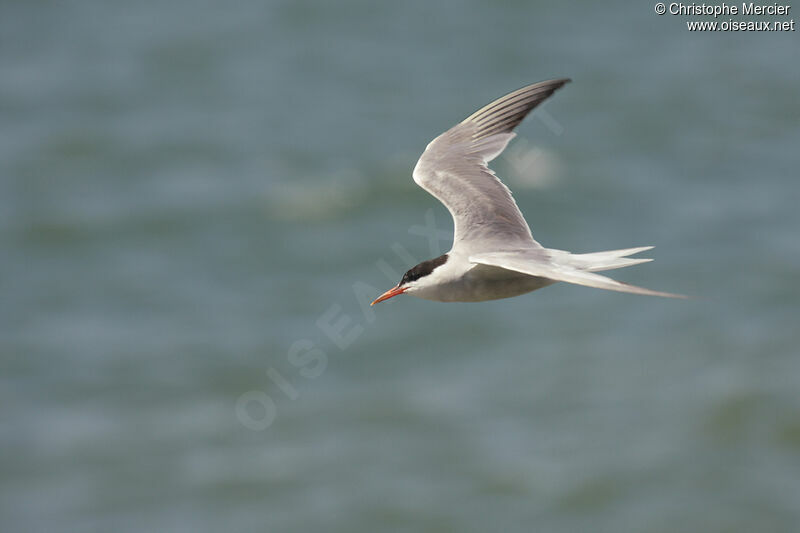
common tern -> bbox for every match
[371,78,683,305]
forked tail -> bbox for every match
[470,247,685,298]
[551,246,654,272]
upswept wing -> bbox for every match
[412,79,570,255]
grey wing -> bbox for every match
[470,251,686,298]
[412,79,570,255]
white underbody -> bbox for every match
[411,261,554,302]
[402,245,679,302]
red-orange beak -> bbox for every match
[370,285,407,306]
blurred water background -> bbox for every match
[2,1,799,532]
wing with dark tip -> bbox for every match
[412,78,570,255]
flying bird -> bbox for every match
[371,79,683,305]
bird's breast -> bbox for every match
[414,264,554,302]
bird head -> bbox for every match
[370,254,449,305]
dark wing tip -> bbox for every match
[463,78,571,141]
